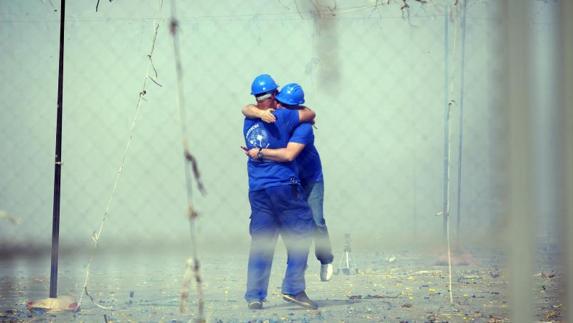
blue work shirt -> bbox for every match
[289,123,323,183]
[244,109,301,191]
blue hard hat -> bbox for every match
[275,83,305,106]
[251,74,278,95]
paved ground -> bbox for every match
[0,246,563,322]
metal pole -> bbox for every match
[413,152,418,240]
[454,0,467,247]
[558,0,573,320]
[49,0,66,299]
[502,1,534,321]
[441,5,450,242]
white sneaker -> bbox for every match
[320,263,333,281]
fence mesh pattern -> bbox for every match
[0,0,506,252]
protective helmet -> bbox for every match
[251,74,278,95]
[275,83,305,106]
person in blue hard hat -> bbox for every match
[241,74,319,310]
[245,74,280,123]
[243,82,334,285]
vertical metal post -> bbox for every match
[441,5,451,242]
[454,0,467,246]
[502,1,534,321]
[49,0,66,299]
[413,155,418,240]
[558,0,573,320]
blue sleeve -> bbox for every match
[289,123,313,145]
[275,109,299,133]
[243,118,258,149]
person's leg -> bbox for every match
[269,184,314,296]
[304,180,334,265]
[245,189,279,303]
[280,232,311,295]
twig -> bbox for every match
[42,0,57,12]
[293,0,304,19]
[184,150,206,195]
[0,210,21,225]
[400,0,413,25]
[443,1,462,305]
[180,258,203,315]
[170,1,206,322]
[95,0,113,12]
[148,76,163,87]
[276,0,291,11]
[311,0,322,18]
[326,0,337,16]
[77,6,163,309]
[84,286,113,310]
[370,0,380,14]
[446,203,454,303]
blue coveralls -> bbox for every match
[243,109,315,302]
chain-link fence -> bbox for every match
[1,0,572,322]
[0,0,555,254]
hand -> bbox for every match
[258,109,276,123]
[247,148,259,159]
[240,146,260,159]
[240,146,249,157]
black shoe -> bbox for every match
[247,300,263,310]
[282,291,318,309]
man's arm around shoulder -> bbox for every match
[297,106,315,123]
[242,104,276,123]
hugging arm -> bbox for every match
[242,104,276,123]
[243,104,315,124]
[242,142,306,162]
[297,106,315,123]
